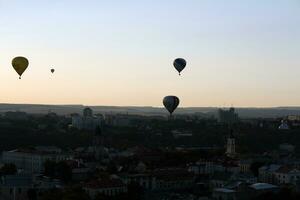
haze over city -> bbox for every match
[1,0,300,107]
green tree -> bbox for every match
[127,182,144,200]
[0,163,17,175]
[40,188,63,200]
[44,161,72,183]
[56,161,72,183]
[44,160,56,177]
[250,161,265,177]
[62,187,90,200]
[27,189,37,200]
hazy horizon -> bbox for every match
[1,0,300,107]
[2,102,300,109]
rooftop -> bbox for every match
[250,183,278,190]
[214,188,236,193]
[84,179,125,189]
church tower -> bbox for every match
[225,130,236,158]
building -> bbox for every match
[225,131,236,158]
[104,114,132,127]
[121,168,194,191]
[279,143,295,153]
[121,174,154,190]
[218,107,239,124]
[84,179,127,199]
[2,148,70,173]
[210,172,233,189]
[4,111,28,120]
[273,166,300,185]
[287,115,300,121]
[188,160,214,175]
[71,107,103,131]
[152,169,194,191]
[212,188,236,200]
[248,183,279,196]
[0,174,33,200]
[239,160,252,174]
[0,173,64,200]
[258,164,281,184]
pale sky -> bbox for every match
[0,0,300,107]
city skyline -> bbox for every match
[1,0,300,107]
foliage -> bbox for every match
[250,161,265,177]
[0,163,17,175]
[44,160,72,183]
[40,187,90,200]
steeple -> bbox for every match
[225,129,236,158]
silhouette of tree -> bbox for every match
[250,161,265,177]
[0,163,17,175]
[27,189,37,200]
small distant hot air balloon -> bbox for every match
[173,58,186,75]
[51,68,55,73]
[12,56,29,79]
[163,96,180,116]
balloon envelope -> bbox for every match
[12,57,29,78]
[173,58,186,75]
[163,96,180,114]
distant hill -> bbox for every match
[0,103,300,118]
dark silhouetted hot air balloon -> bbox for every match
[173,58,186,75]
[51,68,55,73]
[12,56,29,79]
[163,96,180,116]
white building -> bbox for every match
[71,107,103,130]
[258,164,281,184]
[188,161,214,175]
[0,174,62,200]
[225,132,236,158]
[152,169,194,191]
[274,166,300,185]
[2,149,70,173]
[121,174,154,190]
[84,179,127,199]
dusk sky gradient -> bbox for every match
[0,0,300,107]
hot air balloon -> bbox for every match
[173,58,186,75]
[12,56,29,79]
[163,96,180,116]
[51,69,55,73]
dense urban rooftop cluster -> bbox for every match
[0,107,300,200]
